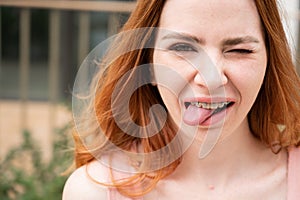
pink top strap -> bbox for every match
[287,147,300,200]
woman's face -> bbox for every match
[153,0,267,139]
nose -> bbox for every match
[192,53,228,90]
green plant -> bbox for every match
[0,126,73,200]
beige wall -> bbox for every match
[0,100,72,162]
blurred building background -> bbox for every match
[0,0,300,164]
[0,0,134,162]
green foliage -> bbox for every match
[0,126,73,200]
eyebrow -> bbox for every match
[161,32,204,44]
[221,36,260,46]
[160,32,260,46]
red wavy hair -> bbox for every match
[71,0,300,197]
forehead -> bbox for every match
[159,0,263,41]
[161,0,259,22]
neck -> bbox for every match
[174,120,273,185]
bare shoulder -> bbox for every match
[62,160,109,200]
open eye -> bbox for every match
[226,49,254,54]
[168,43,197,52]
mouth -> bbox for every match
[183,100,235,126]
[184,101,234,113]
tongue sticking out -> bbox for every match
[183,105,214,126]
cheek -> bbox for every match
[153,50,192,99]
[153,51,194,124]
[157,85,182,124]
[230,61,266,105]
[245,63,266,94]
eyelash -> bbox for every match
[226,49,254,54]
[167,44,254,55]
[168,43,197,52]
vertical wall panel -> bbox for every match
[19,8,30,130]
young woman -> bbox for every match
[63,0,300,199]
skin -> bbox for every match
[153,0,267,140]
[63,0,288,199]
[152,0,287,199]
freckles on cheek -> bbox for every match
[228,62,263,87]
[153,55,191,98]
[154,67,188,97]
[236,60,266,80]
[236,66,265,97]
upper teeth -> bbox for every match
[190,102,230,109]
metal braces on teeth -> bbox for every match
[190,101,230,109]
